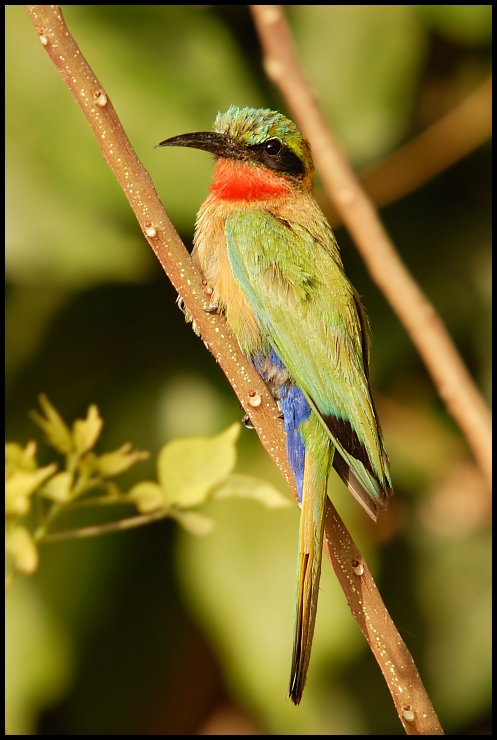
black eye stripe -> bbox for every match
[247,140,305,177]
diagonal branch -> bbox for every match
[250,4,491,489]
[24,3,289,496]
[25,5,443,734]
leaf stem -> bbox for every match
[43,510,168,542]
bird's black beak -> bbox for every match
[156,131,242,160]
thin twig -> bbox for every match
[250,4,491,490]
[43,510,169,542]
[25,6,442,734]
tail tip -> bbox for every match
[288,687,303,706]
[288,672,305,705]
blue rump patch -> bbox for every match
[253,349,311,502]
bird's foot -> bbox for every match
[204,302,219,314]
[241,414,254,430]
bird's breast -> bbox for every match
[193,196,263,355]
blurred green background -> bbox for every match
[6,5,491,735]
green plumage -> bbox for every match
[158,106,393,705]
[225,209,391,505]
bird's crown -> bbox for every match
[214,106,314,183]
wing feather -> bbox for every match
[225,209,391,506]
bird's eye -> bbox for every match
[264,139,282,156]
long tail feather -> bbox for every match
[288,416,333,705]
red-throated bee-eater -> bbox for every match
[158,106,393,705]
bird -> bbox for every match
[158,106,393,705]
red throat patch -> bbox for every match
[209,159,291,201]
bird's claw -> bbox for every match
[242,414,254,430]
[204,302,219,314]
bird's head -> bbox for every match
[158,106,315,200]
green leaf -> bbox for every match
[96,443,149,478]
[169,509,215,536]
[72,405,103,456]
[127,481,167,514]
[213,474,291,509]
[75,452,99,478]
[5,463,58,517]
[5,525,39,574]
[29,395,73,454]
[40,471,74,503]
[5,442,38,472]
[157,423,240,508]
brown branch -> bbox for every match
[323,503,442,735]
[250,5,448,735]
[25,5,442,733]
[321,77,492,227]
[24,4,291,495]
[250,4,491,493]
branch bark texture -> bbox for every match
[26,5,444,734]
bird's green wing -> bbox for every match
[225,208,391,507]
